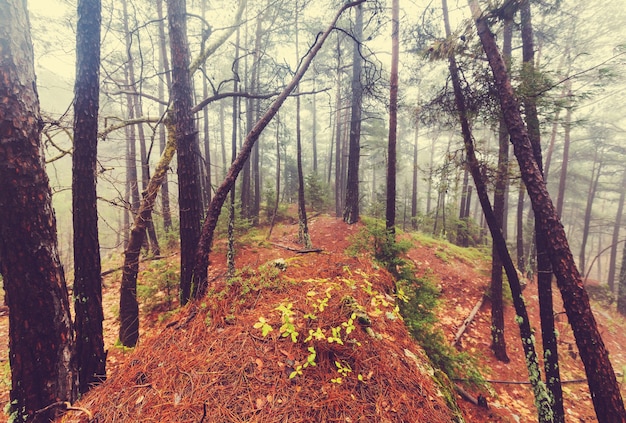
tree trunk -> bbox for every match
[157,0,173,231]
[193,1,365,296]
[411,119,419,230]
[468,1,626,420]
[312,77,318,173]
[294,1,311,248]
[385,0,399,235]
[521,0,564,419]
[168,0,203,305]
[0,2,77,419]
[333,34,344,217]
[72,0,106,394]
[516,182,525,271]
[618,241,626,316]
[555,85,572,219]
[227,28,240,276]
[608,168,626,293]
[122,0,160,256]
[445,1,552,420]
[489,15,512,363]
[119,116,178,348]
[579,150,602,276]
[267,112,281,238]
[343,3,364,224]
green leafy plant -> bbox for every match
[253,316,273,337]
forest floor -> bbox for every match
[1,212,625,422]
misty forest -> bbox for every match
[1,0,625,421]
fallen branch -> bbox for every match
[271,243,323,254]
[454,384,488,409]
[452,294,486,347]
[101,254,171,277]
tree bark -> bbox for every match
[168,0,204,305]
[0,1,77,419]
[468,2,626,420]
[489,15,512,364]
[119,115,178,348]
[156,0,173,231]
[72,0,106,394]
[608,168,626,293]
[193,1,365,296]
[445,1,551,420]
[521,1,564,419]
[294,0,311,248]
[343,3,364,224]
[385,0,399,236]
[618,241,626,316]
[579,149,602,276]
[333,34,344,217]
[411,118,419,230]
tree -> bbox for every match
[157,0,173,231]
[467,1,626,420]
[490,12,513,364]
[618,241,626,316]
[441,2,551,421]
[520,0,563,419]
[385,0,399,235]
[295,0,312,248]
[608,166,626,292]
[0,1,77,420]
[168,0,204,305]
[72,0,106,393]
[343,2,364,224]
[192,0,366,297]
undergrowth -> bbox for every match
[348,218,484,386]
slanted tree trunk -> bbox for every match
[72,0,106,394]
[192,1,365,296]
[444,1,552,420]
[521,1,564,419]
[343,3,364,224]
[119,114,178,348]
[168,0,203,304]
[468,1,626,420]
[0,2,77,419]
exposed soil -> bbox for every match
[1,213,625,422]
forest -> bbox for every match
[0,0,625,421]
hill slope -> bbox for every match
[58,216,478,422]
[10,213,619,422]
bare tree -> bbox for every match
[72,0,106,393]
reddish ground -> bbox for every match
[1,213,625,422]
